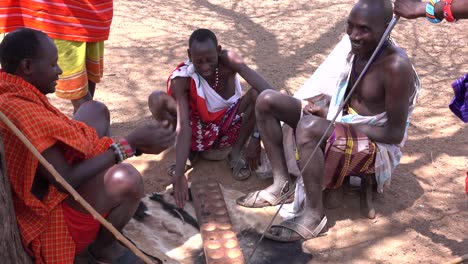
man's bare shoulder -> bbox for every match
[170,77,190,94]
[382,45,414,75]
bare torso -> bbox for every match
[347,44,414,116]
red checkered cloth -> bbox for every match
[0,72,113,263]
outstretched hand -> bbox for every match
[244,138,261,171]
[219,49,245,72]
[394,0,427,19]
[172,175,189,208]
[126,120,176,155]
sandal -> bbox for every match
[265,215,327,242]
[166,152,198,177]
[229,157,251,181]
[236,182,295,208]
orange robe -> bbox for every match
[0,72,113,263]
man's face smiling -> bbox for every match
[346,5,385,58]
[188,39,220,80]
[28,36,62,94]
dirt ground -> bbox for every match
[48,0,467,263]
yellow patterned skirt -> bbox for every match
[53,39,104,100]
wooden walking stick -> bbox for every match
[445,253,468,264]
[0,111,179,264]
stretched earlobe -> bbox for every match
[18,59,33,75]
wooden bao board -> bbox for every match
[191,181,245,264]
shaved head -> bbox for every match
[352,0,393,28]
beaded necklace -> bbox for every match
[210,67,219,90]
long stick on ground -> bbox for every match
[246,16,401,264]
[0,111,178,264]
[444,253,468,264]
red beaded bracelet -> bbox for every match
[118,138,136,159]
[443,0,456,22]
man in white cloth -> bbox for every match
[236,0,421,242]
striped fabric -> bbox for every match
[0,71,113,263]
[323,123,376,189]
[0,0,113,42]
[53,39,104,100]
[450,73,468,123]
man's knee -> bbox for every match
[105,163,144,199]
[148,91,167,110]
[295,115,327,147]
[79,100,110,121]
[256,90,279,113]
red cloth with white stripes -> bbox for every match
[0,0,113,42]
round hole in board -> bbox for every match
[222,231,236,239]
[214,209,227,216]
[207,182,218,187]
[207,249,224,260]
[224,239,238,248]
[218,223,232,230]
[201,223,217,231]
[227,249,242,259]
[205,241,221,250]
[215,216,230,223]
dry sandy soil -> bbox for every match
[48,0,467,263]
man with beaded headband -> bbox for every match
[148,28,273,208]
[0,28,175,263]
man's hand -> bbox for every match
[173,175,189,208]
[394,0,427,19]
[126,120,176,155]
[244,138,261,171]
[302,94,330,118]
[219,50,245,72]
[303,102,328,118]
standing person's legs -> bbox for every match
[68,101,145,262]
[236,90,302,207]
[54,40,104,113]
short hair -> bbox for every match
[0,28,46,74]
[355,0,393,26]
[188,29,218,48]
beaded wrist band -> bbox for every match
[443,0,456,22]
[110,143,124,164]
[110,138,136,164]
[118,138,136,159]
[426,0,443,23]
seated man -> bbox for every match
[237,0,420,241]
[149,29,273,208]
[0,28,175,263]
